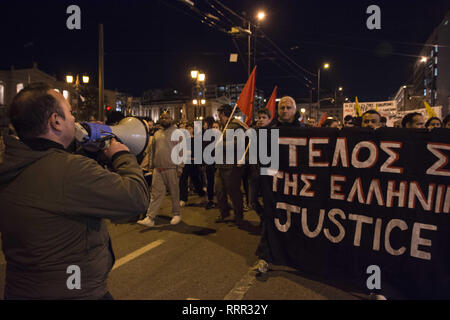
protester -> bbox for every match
[443,115,450,129]
[393,119,402,128]
[0,83,149,299]
[307,117,316,127]
[203,116,217,209]
[214,104,248,225]
[361,110,382,129]
[380,116,387,127]
[137,111,183,227]
[248,108,272,223]
[322,118,339,128]
[273,96,306,127]
[425,117,442,130]
[343,115,354,127]
[352,116,362,127]
[179,122,206,207]
[402,112,425,128]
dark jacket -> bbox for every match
[0,136,149,299]
[272,111,306,128]
[216,118,249,169]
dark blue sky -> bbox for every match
[1,0,449,101]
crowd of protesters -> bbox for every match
[1,85,449,300]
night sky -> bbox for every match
[2,0,449,101]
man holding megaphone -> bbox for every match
[0,83,149,300]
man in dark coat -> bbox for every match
[0,83,149,299]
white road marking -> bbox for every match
[112,239,165,271]
[223,265,259,300]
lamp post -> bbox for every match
[317,63,330,120]
[66,74,89,119]
[334,86,343,107]
[190,69,206,120]
[253,11,265,72]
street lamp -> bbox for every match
[257,11,265,21]
[420,56,427,63]
[190,70,207,120]
[66,75,74,84]
[334,86,343,106]
[66,74,89,119]
[317,62,330,119]
[252,11,266,74]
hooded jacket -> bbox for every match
[0,136,149,299]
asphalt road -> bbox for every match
[0,194,364,300]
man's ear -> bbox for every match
[49,113,62,131]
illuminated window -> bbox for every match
[434,92,437,99]
[435,45,438,52]
[435,68,438,76]
[0,83,4,104]
[435,57,438,65]
[63,90,69,100]
[424,89,427,96]
[16,83,24,93]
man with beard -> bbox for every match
[138,112,183,227]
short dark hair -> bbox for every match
[344,115,353,121]
[402,112,422,128]
[217,104,233,117]
[8,82,64,140]
[256,108,272,119]
[425,117,442,128]
[322,118,338,128]
[204,116,215,128]
[380,116,387,123]
[442,115,450,127]
[362,109,381,119]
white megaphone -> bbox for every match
[75,117,149,157]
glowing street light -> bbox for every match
[301,108,306,113]
[257,11,265,21]
[191,70,199,79]
[420,56,427,63]
[338,86,343,91]
[82,76,89,84]
[198,73,205,82]
[323,63,330,69]
[201,99,206,105]
[193,99,198,105]
[66,75,74,84]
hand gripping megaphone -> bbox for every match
[75,117,149,157]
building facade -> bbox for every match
[412,12,450,116]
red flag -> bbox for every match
[317,112,328,127]
[236,66,256,126]
[264,86,277,121]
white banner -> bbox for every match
[343,100,442,127]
